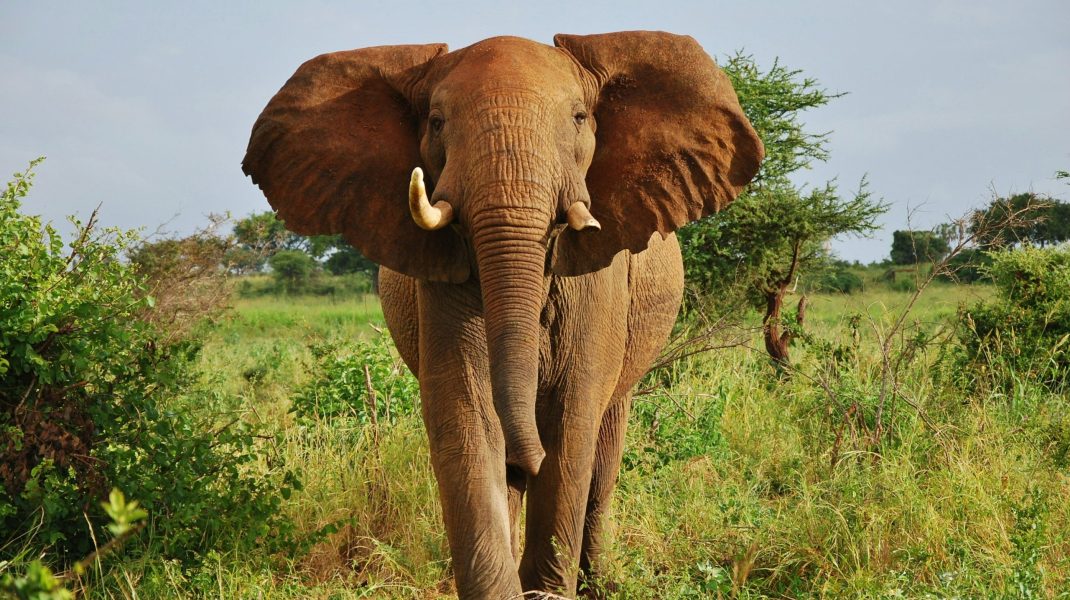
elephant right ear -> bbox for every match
[242,43,470,283]
[551,32,763,276]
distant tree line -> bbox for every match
[226,211,378,295]
[885,192,1070,283]
[969,192,1070,249]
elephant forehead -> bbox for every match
[438,37,581,97]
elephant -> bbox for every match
[243,31,762,598]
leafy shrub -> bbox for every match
[0,161,296,565]
[623,381,728,475]
[939,247,993,283]
[269,249,316,294]
[958,246,1070,389]
[290,333,419,425]
[0,559,72,600]
[1005,486,1049,598]
[127,217,233,340]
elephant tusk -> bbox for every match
[566,201,601,232]
[409,167,454,231]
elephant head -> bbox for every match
[243,32,763,477]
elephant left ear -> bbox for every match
[551,31,764,276]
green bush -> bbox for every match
[304,272,373,296]
[290,333,419,425]
[268,249,316,294]
[813,268,864,294]
[623,386,728,475]
[939,247,993,283]
[0,161,297,565]
[0,559,72,600]
[236,272,373,298]
[958,246,1070,389]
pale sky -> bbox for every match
[2,1,1067,262]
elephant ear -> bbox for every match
[551,31,764,276]
[243,43,470,283]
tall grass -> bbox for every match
[83,284,1069,598]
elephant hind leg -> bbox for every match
[578,396,631,598]
[378,268,420,375]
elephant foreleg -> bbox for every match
[520,264,629,595]
[416,281,521,599]
[519,391,602,596]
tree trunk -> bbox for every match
[762,240,807,369]
[763,284,807,368]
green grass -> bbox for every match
[192,294,383,402]
[806,281,992,329]
[224,293,383,339]
[84,283,1069,598]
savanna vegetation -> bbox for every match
[4,53,1070,599]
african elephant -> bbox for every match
[243,31,762,598]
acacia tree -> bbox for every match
[889,230,951,264]
[231,210,337,270]
[679,53,886,366]
[969,192,1070,248]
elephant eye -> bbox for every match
[573,111,588,126]
[429,115,445,134]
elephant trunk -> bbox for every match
[471,205,550,477]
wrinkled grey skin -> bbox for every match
[376,39,686,598]
[245,30,761,598]
[380,237,681,597]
